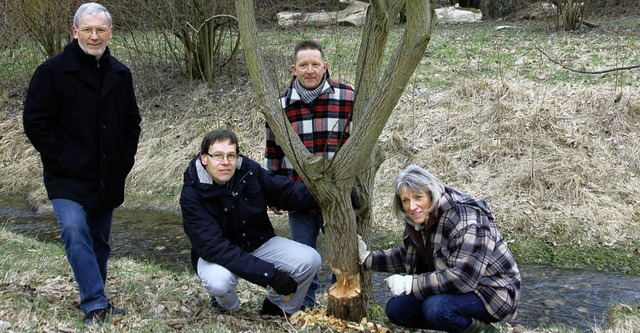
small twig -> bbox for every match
[534,45,640,74]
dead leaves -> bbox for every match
[289,307,390,332]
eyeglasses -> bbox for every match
[78,27,110,36]
[206,152,238,162]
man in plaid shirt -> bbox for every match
[264,40,355,309]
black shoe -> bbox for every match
[259,297,287,317]
[210,296,228,313]
[106,303,125,316]
[83,309,107,325]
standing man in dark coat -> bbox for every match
[22,2,141,325]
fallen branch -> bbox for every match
[534,45,640,74]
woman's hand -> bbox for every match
[357,235,371,264]
[386,274,413,296]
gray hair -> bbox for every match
[393,164,445,223]
[74,3,112,27]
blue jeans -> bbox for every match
[288,211,323,309]
[52,199,112,314]
[385,292,498,333]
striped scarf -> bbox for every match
[293,74,327,104]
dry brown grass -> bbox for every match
[1,15,639,252]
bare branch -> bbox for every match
[535,45,640,74]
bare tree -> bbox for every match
[550,0,596,30]
[109,0,240,82]
[236,0,436,321]
[2,0,74,57]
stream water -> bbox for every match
[1,198,639,332]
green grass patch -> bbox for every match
[509,238,640,275]
[367,229,640,276]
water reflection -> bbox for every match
[2,198,639,332]
[0,198,192,271]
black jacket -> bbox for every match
[23,39,141,212]
[180,155,318,286]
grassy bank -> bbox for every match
[2,227,639,332]
[0,228,283,332]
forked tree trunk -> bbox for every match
[235,0,436,321]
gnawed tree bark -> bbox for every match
[235,0,436,321]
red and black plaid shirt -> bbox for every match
[265,75,355,182]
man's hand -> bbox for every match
[268,269,298,296]
[357,235,371,264]
[385,274,413,296]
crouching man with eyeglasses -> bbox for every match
[180,129,321,317]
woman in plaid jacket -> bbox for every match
[358,165,520,333]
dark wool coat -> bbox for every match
[180,155,318,287]
[23,39,141,212]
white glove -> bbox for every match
[357,235,371,264]
[386,274,413,296]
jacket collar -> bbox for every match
[287,70,334,104]
[189,154,246,197]
[195,158,214,185]
[60,39,125,97]
[439,187,495,220]
[405,208,439,231]
[62,39,112,71]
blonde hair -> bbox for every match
[393,164,445,223]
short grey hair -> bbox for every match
[73,2,112,27]
[393,164,445,223]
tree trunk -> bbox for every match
[235,0,436,321]
[355,161,383,306]
[315,180,367,320]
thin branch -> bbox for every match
[534,45,640,74]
